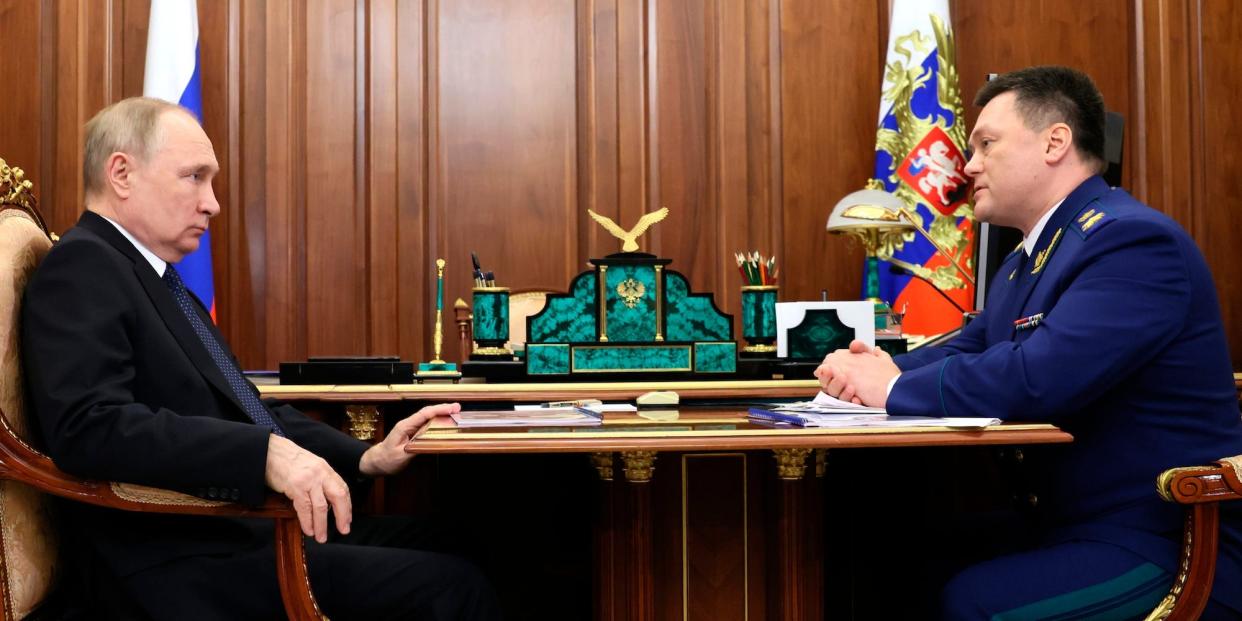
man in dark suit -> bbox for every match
[22,97,501,620]
[817,66,1242,619]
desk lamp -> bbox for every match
[826,189,918,302]
[827,187,975,303]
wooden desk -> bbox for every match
[406,406,1071,621]
[257,379,823,448]
[256,382,1071,620]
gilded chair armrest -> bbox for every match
[1156,455,1242,505]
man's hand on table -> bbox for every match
[359,402,461,477]
[814,340,899,408]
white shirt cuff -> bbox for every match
[885,373,901,398]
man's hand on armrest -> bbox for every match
[264,434,352,543]
[359,402,461,478]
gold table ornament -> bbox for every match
[416,258,462,380]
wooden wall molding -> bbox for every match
[1,0,1240,370]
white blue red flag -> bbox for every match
[144,0,217,322]
[869,0,974,336]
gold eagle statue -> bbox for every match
[587,207,669,252]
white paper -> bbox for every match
[767,391,887,415]
[514,403,637,412]
[452,409,601,427]
[800,416,1001,429]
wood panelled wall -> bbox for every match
[2,0,1240,370]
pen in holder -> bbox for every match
[740,285,778,356]
[471,286,512,359]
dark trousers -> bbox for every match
[65,515,501,621]
[941,538,1241,621]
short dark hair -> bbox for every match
[975,66,1106,172]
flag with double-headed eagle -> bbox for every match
[869,0,974,336]
[144,0,218,322]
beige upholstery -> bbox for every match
[0,208,57,619]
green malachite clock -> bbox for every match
[525,253,736,377]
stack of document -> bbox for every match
[748,392,1000,429]
[451,407,603,428]
[449,402,637,428]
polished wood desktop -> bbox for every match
[408,406,1070,453]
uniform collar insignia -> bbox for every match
[1031,227,1063,275]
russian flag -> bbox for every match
[144,0,217,322]
[868,0,975,336]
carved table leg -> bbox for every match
[806,449,827,621]
[773,448,816,620]
[618,450,657,621]
[591,452,617,621]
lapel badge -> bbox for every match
[1031,228,1063,275]
[1013,312,1044,331]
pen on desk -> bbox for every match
[574,405,605,419]
[542,399,602,408]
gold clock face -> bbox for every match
[617,277,646,308]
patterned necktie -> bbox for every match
[163,267,285,436]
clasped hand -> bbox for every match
[264,402,461,543]
[814,340,899,408]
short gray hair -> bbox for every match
[82,97,192,198]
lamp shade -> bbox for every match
[826,189,916,234]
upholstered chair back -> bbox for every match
[0,160,58,620]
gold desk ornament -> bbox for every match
[588,207,669,253]
[616,277,645,308]
[416,258,462,380]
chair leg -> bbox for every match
[275,518,326,621]
[1145,504,1219,621]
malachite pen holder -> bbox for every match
[740,285,778,355]
[471,287,511,357]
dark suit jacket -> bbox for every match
[889,176,1242,612]
[21,210,369,579]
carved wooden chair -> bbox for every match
[0,160,323,619]
[1145,455,1242,621]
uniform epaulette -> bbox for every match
[1071,205,1114,239]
